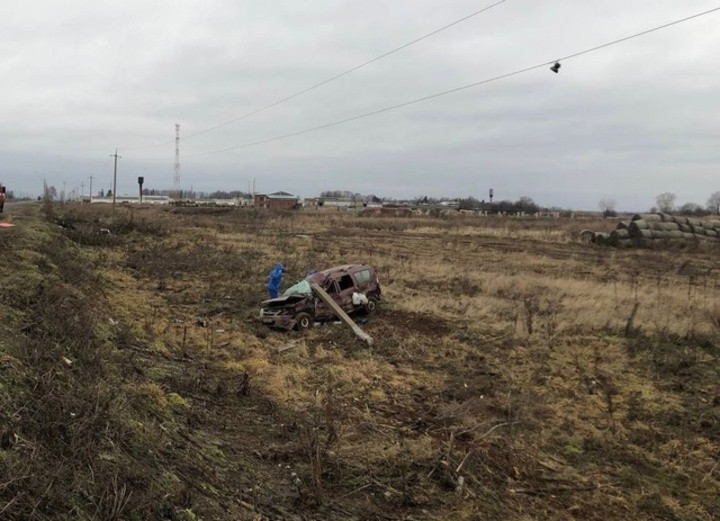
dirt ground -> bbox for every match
[1,202,719,520]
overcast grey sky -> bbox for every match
[1,0,719,209]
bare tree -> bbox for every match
[598,198,617,218]
[655,192,677,213]
[707,192,720,215]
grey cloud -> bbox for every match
[1,1,719,210]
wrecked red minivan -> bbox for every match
[259,263,381,330]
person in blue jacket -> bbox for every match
[266,263,285,298]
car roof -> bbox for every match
[308,263,373,283]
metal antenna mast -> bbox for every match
[173,123,181,194]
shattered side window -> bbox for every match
[354,270,371,285]
[338,274,354,291]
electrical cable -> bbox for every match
[122,0,507,151]
[168,5,720,160]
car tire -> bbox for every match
[365,297,378,314]
[295,312,312,330]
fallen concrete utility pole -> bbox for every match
[310,283,373,346]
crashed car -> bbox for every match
[260,263,381,330]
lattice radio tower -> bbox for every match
[173,123,181,193]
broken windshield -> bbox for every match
[283,279,312,297]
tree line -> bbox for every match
[600,192,720,217]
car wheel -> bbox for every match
[365,297,378,314]
[295,312,312,330]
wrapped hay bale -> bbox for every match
[659,212,674,222]
[595,232,609,246]
[616,221,631,230]
[578,229,596,243]
[628,220,648,236]
[687,217,702,226]
[690,224,705,234]
[613,228,630,239]
[674,216,690,225]
[679,223,693,233]
[706,220,720,229]
[608,231,619,246]
[632,213,662,222]
[634,229,654,239]
[616,238,634,248]
[666,230,683,239]
[608,230,631,246]
[650,222,680,231]
[681,232,696,240]
[706,229,718,238]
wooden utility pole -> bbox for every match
[309,283,373,346]
[89,175,93,202]
[110,149,121,211]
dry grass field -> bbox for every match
[1,202,719,520]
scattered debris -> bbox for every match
[276,342,299,354]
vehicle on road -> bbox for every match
[260,263,381,330]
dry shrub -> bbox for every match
[0,218,208,520]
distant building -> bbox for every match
[318,197,358,209]
[90,195,171,205]
[196,197,252,207]
[254,191,299,210]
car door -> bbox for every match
[314,278,341,318]
[335,274,357,312]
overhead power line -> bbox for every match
[122,0,508,151]
[171,5,720,160]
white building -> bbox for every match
[90,195,171,205]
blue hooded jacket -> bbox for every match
[266,263,284,297]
